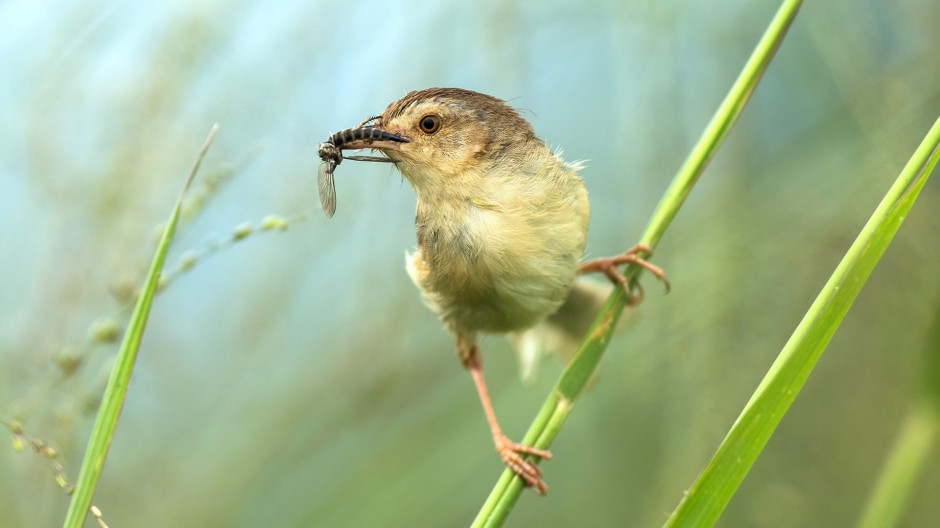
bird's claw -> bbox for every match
[495,434,552,495]
[579,243,670,306]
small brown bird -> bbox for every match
[325,88,666,494]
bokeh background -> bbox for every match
[2,0,939,526]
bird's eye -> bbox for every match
[418,115,442,134]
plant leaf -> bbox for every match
[63,124,219,528]
[664,116,940,527]
[471,1,804,525]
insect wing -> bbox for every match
[317,161,337,218]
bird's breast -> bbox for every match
[410,184,587,334]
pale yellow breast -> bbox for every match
[405,156,589,336]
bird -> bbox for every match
[324,87,667,494]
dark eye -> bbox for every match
[418,114,442,134]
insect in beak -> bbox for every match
[316,125,411,218]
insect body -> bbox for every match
[316,126,410,218]
[317,141,341,218]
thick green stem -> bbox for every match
[471,1,804,525]
[62,125,217,528]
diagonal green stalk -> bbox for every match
[471,1,803,526]
[665,116,940,527]
[63,124,219,528]
[857,295,940,528]
[856,403,938,528]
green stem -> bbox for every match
[471,1,803,526]
[664,115,940,527]
[62,125,217,528]
[857,292,940,528]
[640,0,802,249]
[857,404,938,528]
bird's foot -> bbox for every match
[494,433,552,495]
[579,243,670,306]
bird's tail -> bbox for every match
[508,278,633,383]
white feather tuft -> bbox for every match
[551,145,588,172]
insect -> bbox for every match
[316,119,410,218]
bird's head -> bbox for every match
[338,88,538,194]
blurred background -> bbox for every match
[1,0,939,526]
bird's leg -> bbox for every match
[458,336,552,495]
[579,243,670,306]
